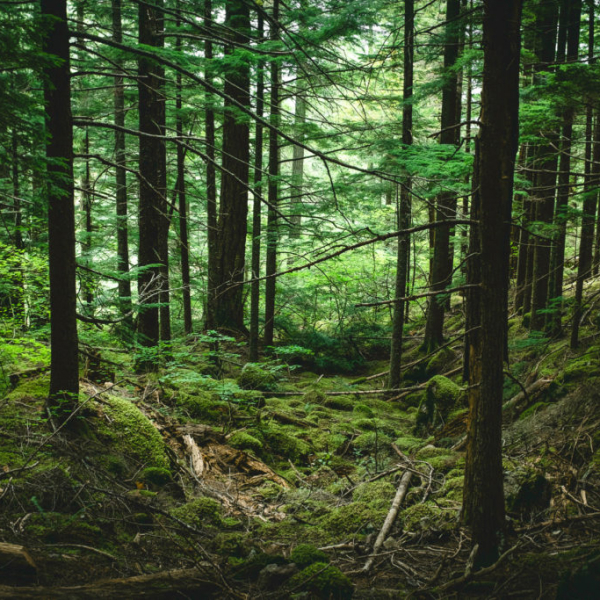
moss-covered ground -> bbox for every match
[1,310,600,598]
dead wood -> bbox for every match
[502,377,553,422]
[0,568,223,599]
[0,542,36,580]
[266,410,319,428]
[362,469,413,572]
[182,434,205,477]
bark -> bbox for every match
[112,0,133,328]
[463,0,522,567]
[263,0,281,347]
[388,0,414,392]
[423,0,461,352]
[249,13,265,362]
[137,0,168,365]
[529,0,559,331]
[289,72,306,241]
[204,0,218,330]
[42,0,80,419]
[176,2,192,335]
[213,0,251,331]
[571,1,598,348]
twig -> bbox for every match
[45,543,117,561]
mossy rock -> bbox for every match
[320,502,386,537]
[303,389,328,404]
[289,562,353,599]
[100,396,168,468]
[238,363,277,391]
[352,431,392,453]
[232,552,288,580]
[425,347,456,377]
[416,376,462,432]
[353,403,375,418]
[229,431,263,453]
[404,390,425,409]
[394,435,423,454]
[5,374,50,402]
[400,501,457,535]
[352,480,396,509]
[440,476,464,501]
[505,467,551,520]
[290,544,329,569]
[171,497,223,528]
[323,396,354,411]
[561,353,600,383]
[176,390,227,423]
[139,467,172,488]
[262,428,311,462]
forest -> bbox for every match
[1,0,600,597]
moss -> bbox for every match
[303,389,328,404]
[256,481,285,500]
[101,395,168,468]
[214,532,250,558]
[140,467,172,487]
[262,428,311,462]
[400,502,457,535]
[441,476,464,501]
[229,431,263,453]
[24,512,102,544]
[425,347,455,376]
[323,396,354,411]
[171,497,223,528]
[352,480,396,509]
[176,390,226,423]
[394,436,424,454]
[103,455,128,477]
[416,376,462,431]
[353,403,375,418]
[519,402,549,420]
[290,544,329,568]
[352,431,392,453]
[505,467,551,519]
[289,562,353,600]
[238,363,277,391]
[232,552,288,580]
[5,374,50,401]
[320,502,386,537]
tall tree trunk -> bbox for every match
[112,0,133,329]
[137,0,167,366]
[423,0,460,352]
[549,0,581,333]
[204,0,218,330]
[12,129,24,251]
[263,0,280,347]
[529,0,559,331]
[289,70,306,243]
[388,0,414,391]
[176,2,192,335]
[213,0,251,332]
[249,12,265,362]
[81,128,94,311]
[571,0,597,348]
[42,0,79,420]
[463,0,522,568]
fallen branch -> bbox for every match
[182,434,205,478]
[502,377,553,421]
[266,410,319,428]
[362,469,413,573]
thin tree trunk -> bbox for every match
[463,0,522,568]
[389,0,414,391]
[249,13,265,362]
[42,0,80,419]
[264,0,280,347]
[289,70,306,243]
[112,0,133,329]
[204,0,218,330]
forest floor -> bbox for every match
[1,309,600,598]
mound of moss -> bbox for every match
[290,544,329,568]
[229,431,264,453]
[171,497,223,528]
[289,562,353,599]
[238,363,277,391]
[416,375,462,432]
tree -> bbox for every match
[463,0,523,567]
[41,0,80,419]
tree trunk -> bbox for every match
[249,12,265,362]
[213,0,251,332]
[42,0,80,419]
[571,1,597,348]
[289,70,306,242]
[204,0,218,330]
[263,0,280,347]
[137,0,167,367]
[389,0,414,392]
[176,2,192,335]
[112,0,133,330]
[463,0,522,568]
[423,0,460,352]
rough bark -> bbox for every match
[137,0,167,365]
[463,0,522,567]
[213,0,251,332]
[249,12,265,362]
[42,0,80,419]
[389,0,414,391]
[264,0,281,347]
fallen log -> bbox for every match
[0,542,36,582]
[0,568,222,599]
